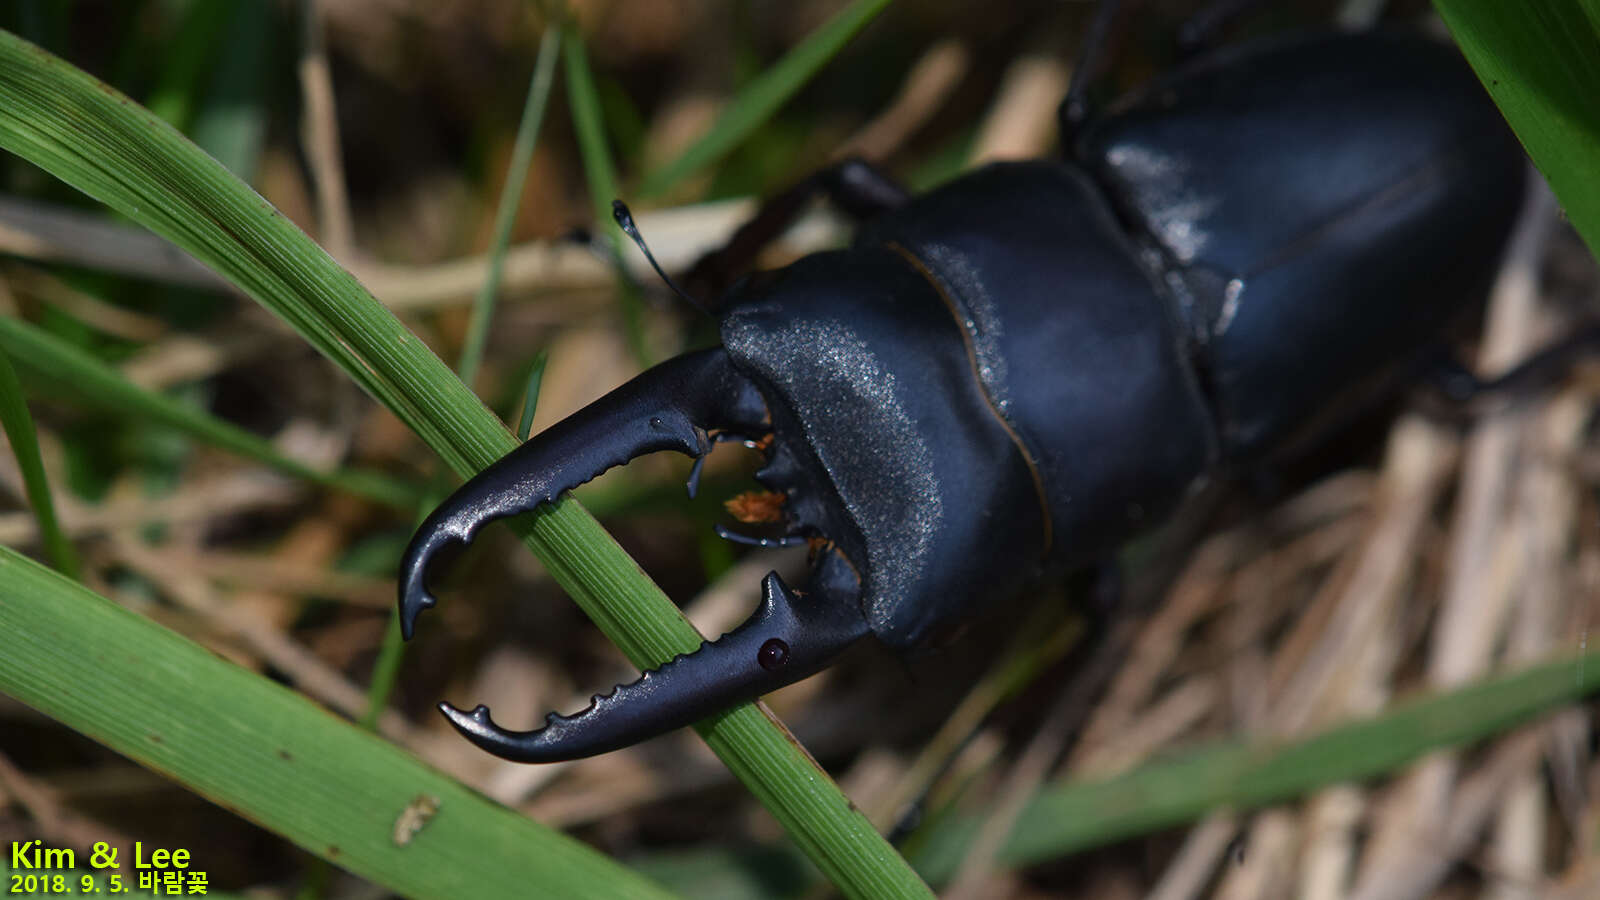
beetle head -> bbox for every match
[399,246,1047,762]
[720,248,1048,652]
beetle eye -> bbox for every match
[757,638,790,670]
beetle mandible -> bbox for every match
[396,11,1529,762]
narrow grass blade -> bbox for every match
[0,30,476,473]
[143,0,231,130]
[515,349,548,438]
[357,609,406,732]
[563,23,650,366]
[563,25,619,215]
[1432,0,1600,260]
[0,29,933,900]
[361,488,448,733]
[909,649,1600,883]
[0,546,677,900]
[0,316,421,509]
[0,346,77,576]
[457,25,559,387]
[637,0,894,198]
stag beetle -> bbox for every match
[397,16,1531,762]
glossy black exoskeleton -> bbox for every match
[396,24,1528,762]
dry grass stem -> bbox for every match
[1357,182,1562,894]
[0,193,842,311]
[835,40,970,161]
[1147,813,1241,900]
[969,56,1071,163]
[0,473,303,545]
[297,0,355,258]
[0,751,137,873]
[108,534,417,742]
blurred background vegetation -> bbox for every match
[1,1,1597,898]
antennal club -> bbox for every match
[613,199,709,314]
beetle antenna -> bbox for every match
[613,199,709,314]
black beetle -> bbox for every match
[396,19,1529,762]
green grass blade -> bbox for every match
[0,315,421,509]
[515,349,549,439]
[0,29,932,899]
[457,25,560,387]
[0,545,677,900]
[563,25,619,217]
[1432,0,1600,260]
[0,346,78,577]
[359,610,407,732]
[636,0,894,198]
[0,53,449,468]
[909,650,1600,883]
[562,23,650,366]
[143,0,231,130]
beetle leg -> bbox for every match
[1060,0,1123,140]
[1175,0,1274,53]
[397,347,768,641]
[1424,321,1600,409]
[436,548,869,762]
[684,157,909,298]
[686,431,754,499]
[712,524,809,548]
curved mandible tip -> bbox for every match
[436,554,870,762]
[397,347,767,640]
